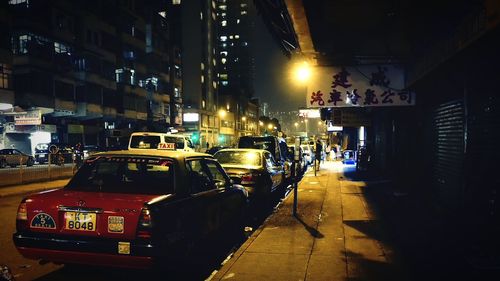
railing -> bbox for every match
[0,152,79,187]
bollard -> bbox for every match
[292,138,300,216]
[19,157,23,184]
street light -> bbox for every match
[241,116,246,121]
[293,61,312,84]
[267,124,273,130]
[218,109,226,118]
[259,121,264,126]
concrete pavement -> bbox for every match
[210,161,408,281]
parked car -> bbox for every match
[81,145,103,160]
[238,135,291,181]
[214,148,284,202]
[34,143,73,164]
[13,150,248,269]
[128,132,195,152]
[0,149,34,168]
[205,146,229,155]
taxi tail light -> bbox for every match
[136,208,153,239]
[16,200,28,232]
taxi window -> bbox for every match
[129,135,161,149]
[165,136,184,149]
[66,156,174,195]
[204,160,229,188]
[186,159,214,193]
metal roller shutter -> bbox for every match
[432,100,465,211]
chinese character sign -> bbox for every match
[306,65,415,108]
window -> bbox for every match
[221,20,227,26]
[8,0,28,6]
[205,160,228,187]
[54,42,71,54]
[66,156,175,195]
[241,10,247,15]
[186,159,213,193]
[221,81,228,86]
[0,64,12,89]
[220,36,227,42]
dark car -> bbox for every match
[0,149,35,168]
[34,143,73,164]
[214,148,284,202]
[13,150,248,269]
[205,146,229,155]
[238,136,292,183]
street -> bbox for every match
[0,180,294,281]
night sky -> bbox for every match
[252,12,304,113]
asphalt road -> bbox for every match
[0,180,295,281]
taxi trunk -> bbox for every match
[21,189,159,240]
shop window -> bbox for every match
[0,64,12,89]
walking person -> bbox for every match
[314,138,322,171]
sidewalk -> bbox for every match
[210,161,408,281]
[0,179,69,198]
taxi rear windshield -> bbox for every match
[66,156,174,194]
[215,151,262,166]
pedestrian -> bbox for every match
[325,143,331,161]
[314,138,322,169]
[206,141,210,149]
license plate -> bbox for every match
[65,212,97,231]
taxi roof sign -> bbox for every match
[158,143,175,150]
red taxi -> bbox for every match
[13,149,247,269]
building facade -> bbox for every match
[0,0,182,153]
[181,0,220,149]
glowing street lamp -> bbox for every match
[267,124,273,130]
[259,121,264,126]
[218,109,226,117]
[241,116,246,121]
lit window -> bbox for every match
[241,10,247,15]
[235,35,239,39]
[220,51,228,56]
[201,62,205,70]
[242,41,248,46]
[221,20,227,26]
[200,12,203,20]
[237,19,240,24]
[212,82,217,89]
[9,0,28,6]
[219,5,227,10]
[221,81,228,86]
[222,43,227,48]
[221,58,226,64]
[172,0,181,4]
[159,11,167,18]
[201,75,204,83]
[220,36,227,42]
[229,35,233,39]
[220,74,228,80]
[202,100,206,108]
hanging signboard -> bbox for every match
[306,65,415,108]
[14,110,41,125]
